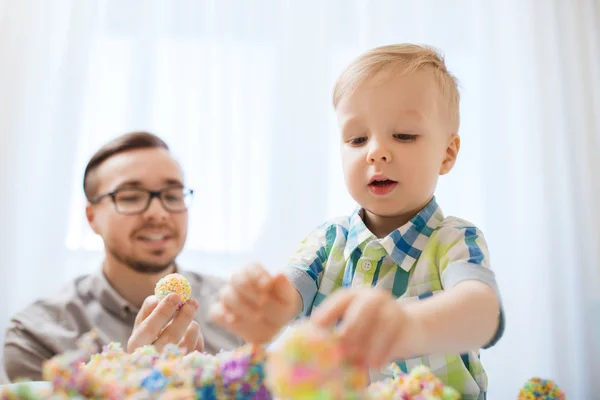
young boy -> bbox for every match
[210,44,504,399]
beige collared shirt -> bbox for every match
[1,270,242,383]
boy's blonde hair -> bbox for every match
[332,44,460,132]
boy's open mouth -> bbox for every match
[368,177,398,195]
[369,179,397,187]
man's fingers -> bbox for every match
[134,295,159,329]
[153,299,199,351]
[195,326,205,352]
[128,293,181,352]
[177,321,201,353]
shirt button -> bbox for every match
[362,261,372,271]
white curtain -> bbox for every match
[0,0,598,397]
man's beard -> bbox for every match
[108,246,175,274]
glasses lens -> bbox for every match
[161,187,193,212]
[114,189,150,214]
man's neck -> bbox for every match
[103,259,176,308]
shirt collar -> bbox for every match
[91,270,139,319]
[344,197,444,271]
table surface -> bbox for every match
[0,381,51,393]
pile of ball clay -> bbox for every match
[266,322,461,400]
[1,274,270,400]
[46,336,270,399]
[0,326,459,400]
[365,364,461,400]
[1,273,563,399]
[518,378,566,400]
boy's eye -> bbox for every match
[393,133,417,142]
[349,137,367,145]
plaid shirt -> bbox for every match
[286,197,503,400]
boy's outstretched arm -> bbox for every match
[400,280,499,357]
[311,281,500,367]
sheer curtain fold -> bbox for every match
[0,0,100,342]
[0,1,598,396]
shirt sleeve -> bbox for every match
[284,223,334,317]
[2,319,55,382]
[437,223,505,349]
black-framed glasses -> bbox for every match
[91,187,194,215]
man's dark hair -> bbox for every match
[83,131,169,200]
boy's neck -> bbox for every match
[363,210,413,238]
[363,199,433,238]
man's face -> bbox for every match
[86,148,189,274]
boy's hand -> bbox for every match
[311,287,423,368]
[209,263,302,344]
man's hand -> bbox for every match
[127,293,204,353]
[209,263,301,344]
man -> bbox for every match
[2,132,241,382]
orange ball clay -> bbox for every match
[155,273,192,308]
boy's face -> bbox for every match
[336,68,459,224]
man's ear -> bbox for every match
[86,203,100,235]
[440,134,460,175]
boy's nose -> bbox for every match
[367,143,392,163]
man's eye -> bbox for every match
[165,194,184,203]
[119,195,143,203]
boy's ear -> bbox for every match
[440,134,460,175]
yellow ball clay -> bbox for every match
[155,273,192,307]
